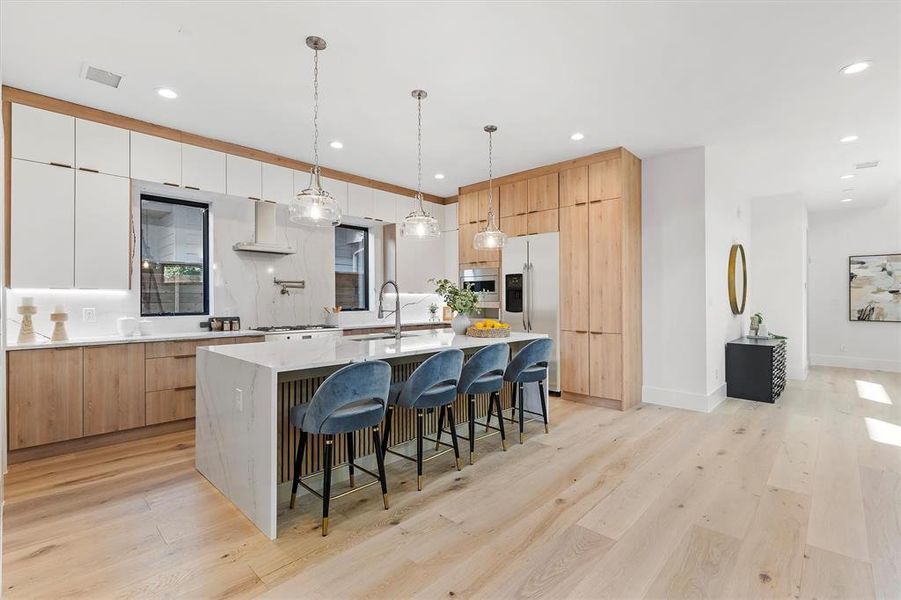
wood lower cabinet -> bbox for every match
[590,334,623,400]
[8,347,84,449]
[84,343,145,436]
[146,356,195,391]
[146,388,195,425]
[560,331,589,395]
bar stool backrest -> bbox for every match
[458,343,509,393]
[504,338,553,382]
[397,349,464,408]
[302,361,392,431]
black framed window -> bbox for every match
[140,195,210,316]
[334,224,369,311]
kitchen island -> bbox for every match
[195,329,548,539]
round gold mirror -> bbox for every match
[728,244,747,315]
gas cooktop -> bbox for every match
[251,325,337,333]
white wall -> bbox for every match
[750,194,809,380]
[641,147,711,410]
[808,197,901,372]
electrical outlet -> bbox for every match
[234,388,243,412]
[83,308,96,323]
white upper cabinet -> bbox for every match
[347,183,374,219]
[395,193,414,224]
[422,200,445,232]
[261,163,294,204]
[313,175,349,216]
[226,154,262,199]
[182,144,226,193]
[11,159,75,288]
[12,104,75,167]
[372,189,398,223]
[75,119,129,177]
[75,170,130,289]
[130,132,181,186]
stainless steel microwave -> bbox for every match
[460,267,499,302]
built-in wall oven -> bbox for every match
[460,267,499,303]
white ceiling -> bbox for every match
[2,1,897,210]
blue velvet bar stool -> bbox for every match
[436,342,509,464]
[380,349,464,491]
[504,338,552,444]
[289,360,392,536]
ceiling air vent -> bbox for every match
[82,65,123,88]
[856,160,880,170]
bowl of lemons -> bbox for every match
[466,319,511,338]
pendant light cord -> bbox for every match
[311,47,321,182]
[487,129,495,224]
[416,93,424,209]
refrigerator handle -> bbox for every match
[527,262,534,331]
[522,262,529,331]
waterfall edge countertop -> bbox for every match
[195,328,548,540]
[202,329,547,372]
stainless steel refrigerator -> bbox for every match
[502,232,560,393]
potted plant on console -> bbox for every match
[432,278,480,334]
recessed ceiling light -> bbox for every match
[841,61,871,75]
[434,173,445,180]
[329,141,343,149]
[156,87,178,99]
[842,198,854,203]
[840,135,859,143]
[570,132,585,141]
[840,174,855,180]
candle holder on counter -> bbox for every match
[50,311,69,342]
[16,304,38,344]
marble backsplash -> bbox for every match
[5,182,444,342]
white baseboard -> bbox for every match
[810,354,901,373]
[643,384,725,413]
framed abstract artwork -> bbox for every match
[849,254,901,322]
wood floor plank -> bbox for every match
[644,524,742,599]
[859,465,901,599]
[799,545,876,600]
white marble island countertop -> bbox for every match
[202,329,547,373]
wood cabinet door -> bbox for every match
[130,132,181,186]
[11,159,75,289]
[458,223,477,265]
[588,157,623,201]
[75,119,130,177]
[182,144,226,194]
[559,204,589,331]
[458,191,479,224]
[560,331,589,395]
[226,154,262,200]
[500,180,528,217]
[8,348,84,449]
[84,343,146,436]
[589,199,623,333]
[12,103,74,166]
[145,356,196,392]
[590,333,622,400]
[527,173,559,212]
[500,214,528,238]
[75,170,130,289]
[560,165,588,207]
[527,209,559,234]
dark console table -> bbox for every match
[725,337,787,403]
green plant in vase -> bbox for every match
[431,278,481,334]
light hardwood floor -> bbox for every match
[3,366,900,599]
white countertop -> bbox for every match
[4,319,450,351]
[201,329,547,373]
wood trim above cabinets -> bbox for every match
[1,86,445,204]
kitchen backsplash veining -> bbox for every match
[5,184,445,342]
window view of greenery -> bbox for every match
[140,196,209,316]
[334,225,369,311]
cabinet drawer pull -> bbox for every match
[49,162,72,169]
[163,182,180,187]
[248,196,261,201]
[173,385,194,391]
[184,185,200,191]
[173,354,194,359]
[77,167,99,173]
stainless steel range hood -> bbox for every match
[233,200,296,255]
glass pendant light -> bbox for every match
[289,36,341,227]
[473,125,507,250]
[401,90,440,239]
